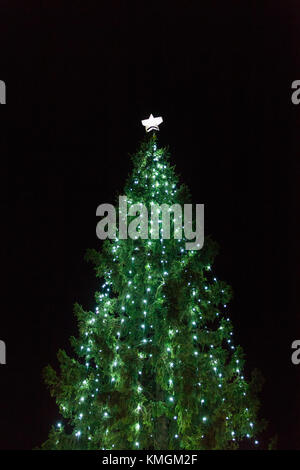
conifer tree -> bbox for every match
[42,123,263,450]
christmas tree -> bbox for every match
[42,116,263,450]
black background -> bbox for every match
[0,1,299,450]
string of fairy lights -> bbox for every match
[55,138,259,449]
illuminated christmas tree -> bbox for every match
[42,116,263,450]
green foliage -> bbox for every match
[268,434,278,450]
[41,133,263,450]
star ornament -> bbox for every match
[141,114,163,133]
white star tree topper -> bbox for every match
[141,114,163,132]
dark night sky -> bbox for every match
[0,1,299,450]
